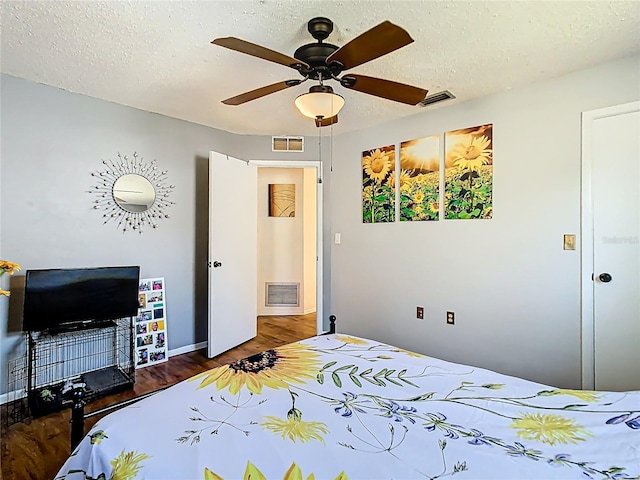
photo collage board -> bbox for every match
[135,277,168,368]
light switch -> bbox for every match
[334,233,341,244]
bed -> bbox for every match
[55,333,640,480]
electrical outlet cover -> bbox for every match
[446,311,455,324]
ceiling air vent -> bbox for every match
[272,136,304,152]
[418,90,456,107]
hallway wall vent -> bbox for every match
[272,136,304,152]
[266,282,300,306]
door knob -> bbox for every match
[598,273,612,283]
[213,261,222,268]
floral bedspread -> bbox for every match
[56,334,640,480]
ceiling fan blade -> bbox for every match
[326,21,413,70]
[315,115,338,127]
[341,74,427,105]
[212,37,309,70]
[222,80,302,105]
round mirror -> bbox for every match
[113,174,156,213]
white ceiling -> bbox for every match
[2,1,639,136]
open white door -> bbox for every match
[208,152,257,357]
[582,102,640,391]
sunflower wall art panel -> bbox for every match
[399,136,440,221]
[444,124,493,219]
[362,145,395,223]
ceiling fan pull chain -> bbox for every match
[318,123,323,184]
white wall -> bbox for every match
[303,168,317,314]
[328,55,640,390]
[257,168,303,315]
[256,167,317,316]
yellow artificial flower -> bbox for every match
[190,343,321,394]
[109,450,151,480]
[205,462,348,480]
[451,135,492,171]
[334,335,368,345]
[261,408,328,444]
[0,260,21,297]
[546,389,601,402]
[511,413,592,446]
[363,149,392,182]
[0,261,20,275]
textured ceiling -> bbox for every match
[2,1,639,136]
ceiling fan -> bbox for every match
[212,17,428,127]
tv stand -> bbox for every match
[27,318,135,418]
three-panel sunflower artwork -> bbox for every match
[362,123,493,223]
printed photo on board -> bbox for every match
[150,351,165,362]
[148,292,163,303]
[137,348,148,365]
[136,335,153,347]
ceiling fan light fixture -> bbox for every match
[295,85,345,120]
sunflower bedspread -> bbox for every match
[56,334,640,480]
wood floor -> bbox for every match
[0,314,317,480]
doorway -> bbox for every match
[208,153,324,358]
[257,166,317,333]
[581,101,640,391]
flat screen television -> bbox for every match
[23,266,140,333]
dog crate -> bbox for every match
[27,318,135,417]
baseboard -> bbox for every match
[303,308,317,315]
[168,341,207,357]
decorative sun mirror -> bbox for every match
[90,152,175,233]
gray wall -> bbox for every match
[0,74,330,396]
[4,55,636,397]
[328,55,640,389]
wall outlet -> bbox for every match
[417,306,424,319]
[446,311,455,325]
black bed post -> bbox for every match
[329,315,336,334]
[70,389,86,451]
